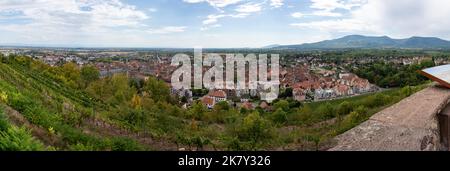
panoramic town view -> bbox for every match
[1,0,450,158]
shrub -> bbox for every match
[8,92,34,113]
[0,110,9,132]
[110,137,144,151]
[236,112,274,149]
[271,108,288,124]
[273,100,290,112]
[316,103,335,119]
[69,143,96,151]
[0,127,46,151]
[120,107,147,127]
[188,101,207,120]
[337,101,353,116]
[337,111,365,134]
[0,91,7,103]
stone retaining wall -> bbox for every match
[330,85,450,151]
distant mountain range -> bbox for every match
[269,35,450,50]
[261,44,282,48]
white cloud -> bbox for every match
[201,24,222,31]
[290,0,375,34]
[291,12,304,18]
[310,0,365,11]
[235,3,263,13]
[308,0,365,17]
[311,10,342,17]
[229,13,250,18]
[291,19,374,33]
[0,0,151,35]
[183,0,243,8]
[195,0,283,31]
[201,13,249,30]
[0,0,186,46]
[0,0,149,28]
[310,0,346,11]
[270,0,284,8]
[292,0,450,40]
[147,26,187,34]
[350,0,450,38]
[289,0,365,18]
[200,2,264,31]
[203,14,227,25]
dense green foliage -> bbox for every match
[80,65,100,88]
[0,108,46,151]
[351,60,434,88]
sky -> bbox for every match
[1,0,450,48]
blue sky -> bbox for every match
[0,0,450,48]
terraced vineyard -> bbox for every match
[0,60,147,150]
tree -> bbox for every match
[354,105,368,115]
[337,101,353,116]
[292,105,314,124]
[420,60,435,68]
[279,88,293,98]
[188,101,207,120]
[303,133,323,151]
[120,106,147,126]
[144,77,171,103]
[81,65,100,88]
[271,108,288,124]
[214,101,229,112]
[240,107,248,114]
[225,136,244,151]
[180,96,188,104]
[11,56,32,67]
[354,60,433,88]
[131,94,142,109]
[340,111,364,131]
[273,100,289,112]
[0,54,5,63]
[317,102,335,119]
[86,73,135,105]
[364,93,387,108]
[61,62,81,88]
[191,135,211,151]
[287,98,302,108]
[239,111,273,148]
[111,74,135,104]
[401,86,412,97]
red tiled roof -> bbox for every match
[336,84,349,93]
[260,101,269,109]
[201,96,214,106]
[208,90,226,98]
[242,102,253,110]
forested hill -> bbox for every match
[272,35,450,50]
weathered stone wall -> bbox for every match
[330,85,450,151]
